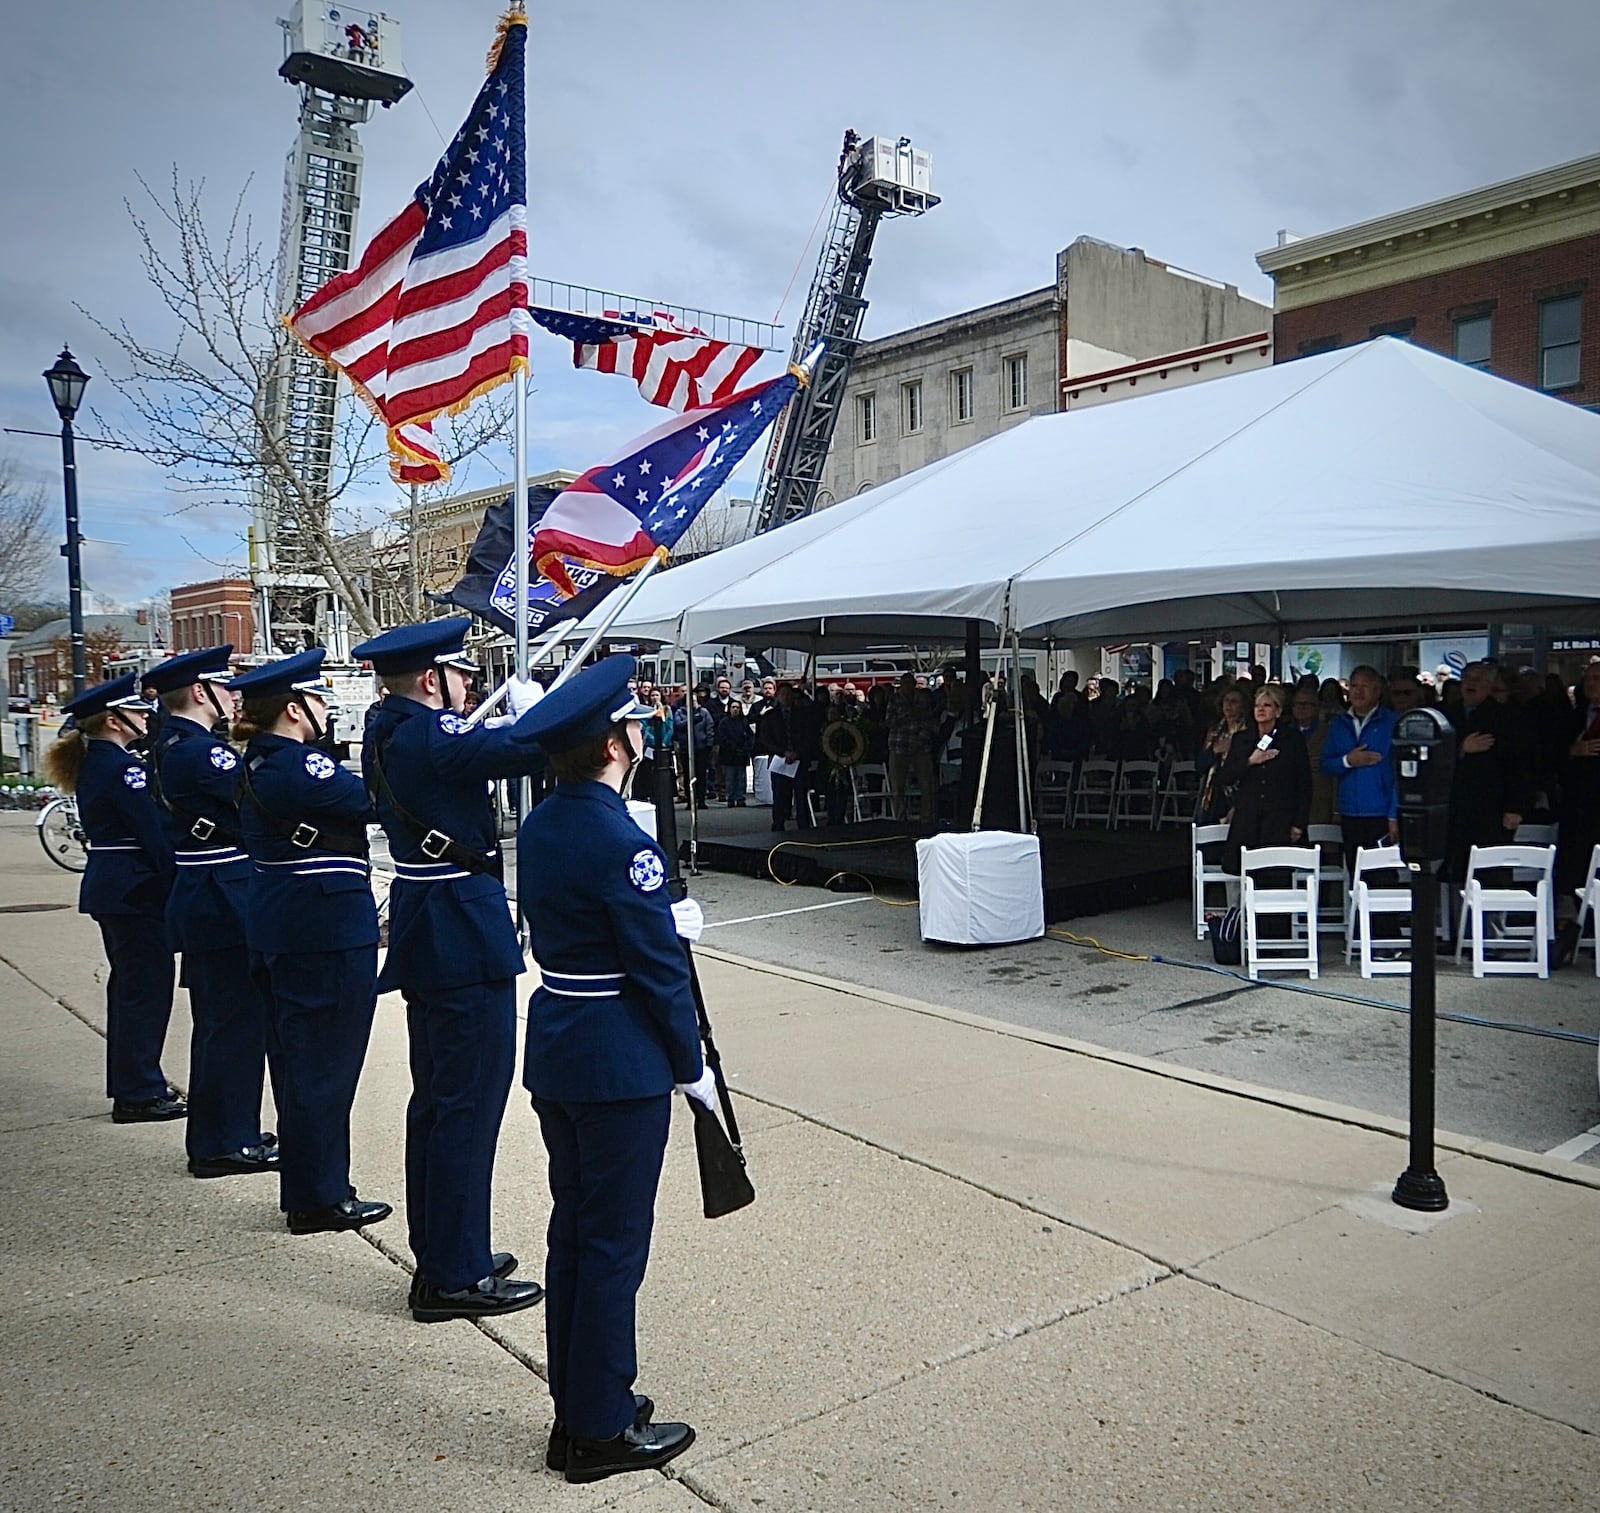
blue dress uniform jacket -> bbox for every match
[75,737,177,1104]
[155,716,271,1161]
[364,696,544,992]
[362,694,548,1292]
[519,780,704,1103]
[77,737,174,919]
[239,732,378,955]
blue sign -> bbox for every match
[0,615,14,639]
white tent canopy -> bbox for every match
[587,339,1600,651]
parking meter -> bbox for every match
[1393,707,1455,871]
[1389,705,1455,1214]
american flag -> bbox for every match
[532,372,798,597]
[534,307,765,413]
[286,9,528,484]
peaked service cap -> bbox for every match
[61,672,155,723]
[226,648,328,700]
[141,644,235,696]
[352,618,477,676]
[509,656,653,753]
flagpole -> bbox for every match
[512,365,531,824]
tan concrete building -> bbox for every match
[819,237,1270,502]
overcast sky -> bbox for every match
[2,0,1596,608]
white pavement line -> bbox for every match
[1543,1124,1600,1162]
[700,896,874,930]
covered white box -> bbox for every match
[916,832,1045,946]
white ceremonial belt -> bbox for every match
[176,847,247,867]
[86,841,140,852]
[393,859,474,882]
[541,969,625,999]
[254,857,370,879]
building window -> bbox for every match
[1454,313,1492,370]
[1539,294,1582,390]
[857,392,876,445]
[1369,318,1415,341]
[951,367,974,423]
[1003,353,1028,412]
[1298,334,1340,358]
[902,380,923,435]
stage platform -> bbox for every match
[680,813,1190,924]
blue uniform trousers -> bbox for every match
[97,916,175,1104]
[533,1093,672,1440]
[252,946,378,1212]
[183,948,270,1162]
[404,979,516,1292]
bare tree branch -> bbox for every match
[0,453,52,605]
[82,171,513,641]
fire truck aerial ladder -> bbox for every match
[751,132,940,534]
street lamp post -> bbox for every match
[43,348,90,699]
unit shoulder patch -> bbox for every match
[437,712,470,736]
[304,750,337,780]
[122,766,148,791]
[208,746,239,771]
[627,848,665,893]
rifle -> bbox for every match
[652,714,754,1218]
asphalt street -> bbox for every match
[495,803,1599,1171]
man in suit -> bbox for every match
[514,657,709,1485]
[1555,661,1600,962]
[1446,661,1533,898]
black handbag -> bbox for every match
[1208,905,1243,966]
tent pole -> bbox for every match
[1012,616,1032,833]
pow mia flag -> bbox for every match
[433,482,624,636]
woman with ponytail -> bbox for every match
[50,674,183,1123]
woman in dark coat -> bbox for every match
[1221,684,1311,876]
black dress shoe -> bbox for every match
[286,1197,392,1234]
[565,1421,694,1484]
[547,1395,653,1472]
[112,1095,189,1124]
[188,1143,280,1178]
[410,1250,517,1308]
[411,1273,544,1324]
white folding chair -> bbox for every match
[1111,760,1162,830]
[1240,845,1320,978]
[1073,759,1118,828]
[1570,841,1600,975]
[1306,823,1347,935]
[1454,844,1554,978]
[1155,761,1198,829]
[1191,822,1235,939]
[855,763,893,821]
[1345,845,1413,977]
[1035,760,1076,828]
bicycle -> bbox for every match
[37,794,88,873]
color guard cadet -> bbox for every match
[44,674,185,1124]
[511,656,714,1484]
[228,650,391,1235]
[350,618,545,1323]
[144,645,279,1179]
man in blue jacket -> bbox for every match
[1320,665,1399,880]
[514,656,711,1485]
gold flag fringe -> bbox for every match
[486,4,528,74]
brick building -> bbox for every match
[7,613,148,704]
[1256,151,1600,409]
[170,579,257,655]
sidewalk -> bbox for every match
[0,812,1594,1512]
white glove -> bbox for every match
[506,676,544,719]
[676,1065,718,1112]
[670,896,704,942]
